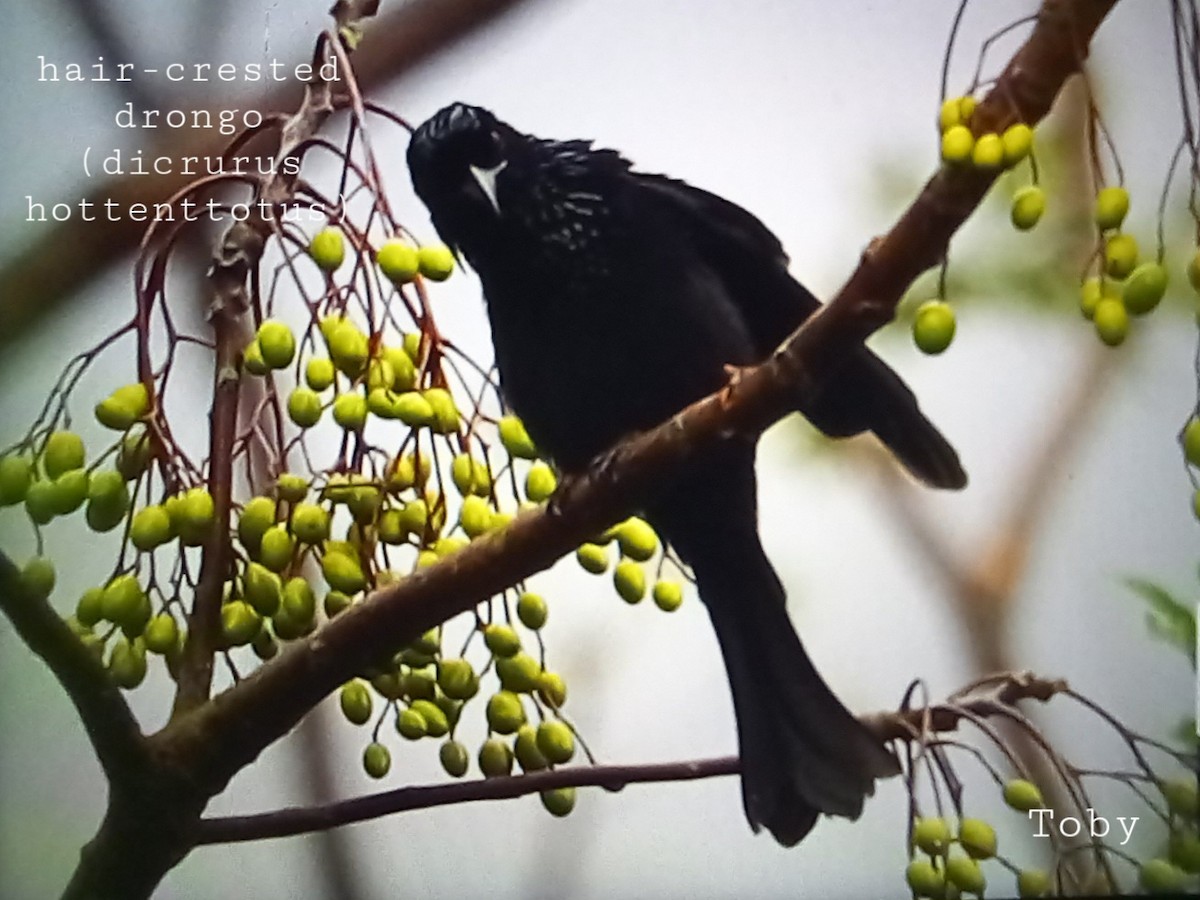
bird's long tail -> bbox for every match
[805,349,967,491]
[691,531,901,846]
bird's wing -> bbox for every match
[630,173,821,356]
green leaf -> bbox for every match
[1125,577,1196,670]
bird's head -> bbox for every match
[407,103,522,253]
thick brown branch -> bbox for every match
[0,549,147,782]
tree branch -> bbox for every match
[0,549,147,783]
[195,672,1067,844]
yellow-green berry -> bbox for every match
[516,591,548,630]
[536,720,575,764]
[576,542,609,574]
[1094,186,1130,231]
[339,679,373,725]
[540,787,577,818]
[613,559,646,603]
[958,818,997,859]
[485,690,526,734]
[1010,186,1045,231]
[309,226,346,272]
[945,854,986,894]
[0,456,33,506]
[418,244,455,281]
[363,742,391,778]
[478,738,514,777]
[257,320,296,369]
[913,816,952,855]
[1093,297,1129,347]
[377,240,420,284]
[1016,868,1051,898]
[971,132,1004,169]
[305,357,336,392]
[1002,779,1045,812]
[652,580,684,612]
[1123,262,1168,315]
[1001,123,1033,166]
[439,739,470,777]
[941,125,974,165]
[499,415,538,459]
[43,431,85,479]
[906,859,944,898]
[1104,232,1138,279]
[95,383,151,431]
[913,300,955,355]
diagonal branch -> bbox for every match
[153,0,1119,798]
[0,549,148,783]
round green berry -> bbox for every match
[1094,186,1130,231]
[1160,777,1199,818]
[242,340,269,376]
[24,479,57,525]
[478,738,514,778]
[309,226,346,272]
[20,556,56,600]
[1122,262,1168,315]
[324,590,353,618]
[614,559,646,603]
[1002,778,1045,812]
[362,742,391,778]
[1001,123,1033,166]
[1010,186,1045,231]
[1139,858,1186,894]
[499,415,539,459]
[76,587,106,627]
[939,97,963,131]
[339,679,373,725]
[913,816,952,855]
[536,720,575,765]
[287,387,323,428]
[332,393,368,432]
[108,637,147,689]
[525,462,557,502]
[95,383,150,431]
[259,523,295,572]
[424,388,460,434]
[516,591,548,630]
[1093,297,1129,347]
[439,739,470,778]
[101,574,144,626]
[438,658,480,700]
[941,125,974,165]
[418,244,455,281]
[617,517,658,561]
[395,707,427,740]
[459,495,493,538]
[143,613,179,655]
[221,600,262,646]
[377,240,420,284]
[484,623,521,658]
[905,859,944,898]
[237,496,276,550]
[515,724,549,772]
[1104,232,1138,279]
[305,357,336,392]
[43,431,85,479]
[0,455,33,506]
[51,469,89,515]
[116,430,152,480]
[256,320,296,369]
[485,690,526,734]
[130,505,172,551]
[325,320,369,379]
[913,300,956,355]
[1169,826,1200,874]
[322,550,366,594]
[393,391,434,428]
[85,470,130,533]
[1184,419,1200,468]
[538,671,568,708]
[971,132,1003,169]
[576,542,609,574]
[496,652,541,693]
[410,699,449,737]
[1016,868,1050,898]
[958,818,997,859]
[540,787,576,818]
[290,502,330,545]
[652,580,684,612]
[1079,277,1107,320]
[945,854,986,894]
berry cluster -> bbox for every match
[0,217,688,821]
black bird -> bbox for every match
[408,103,966,846]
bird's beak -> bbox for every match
[468,161,507,215]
